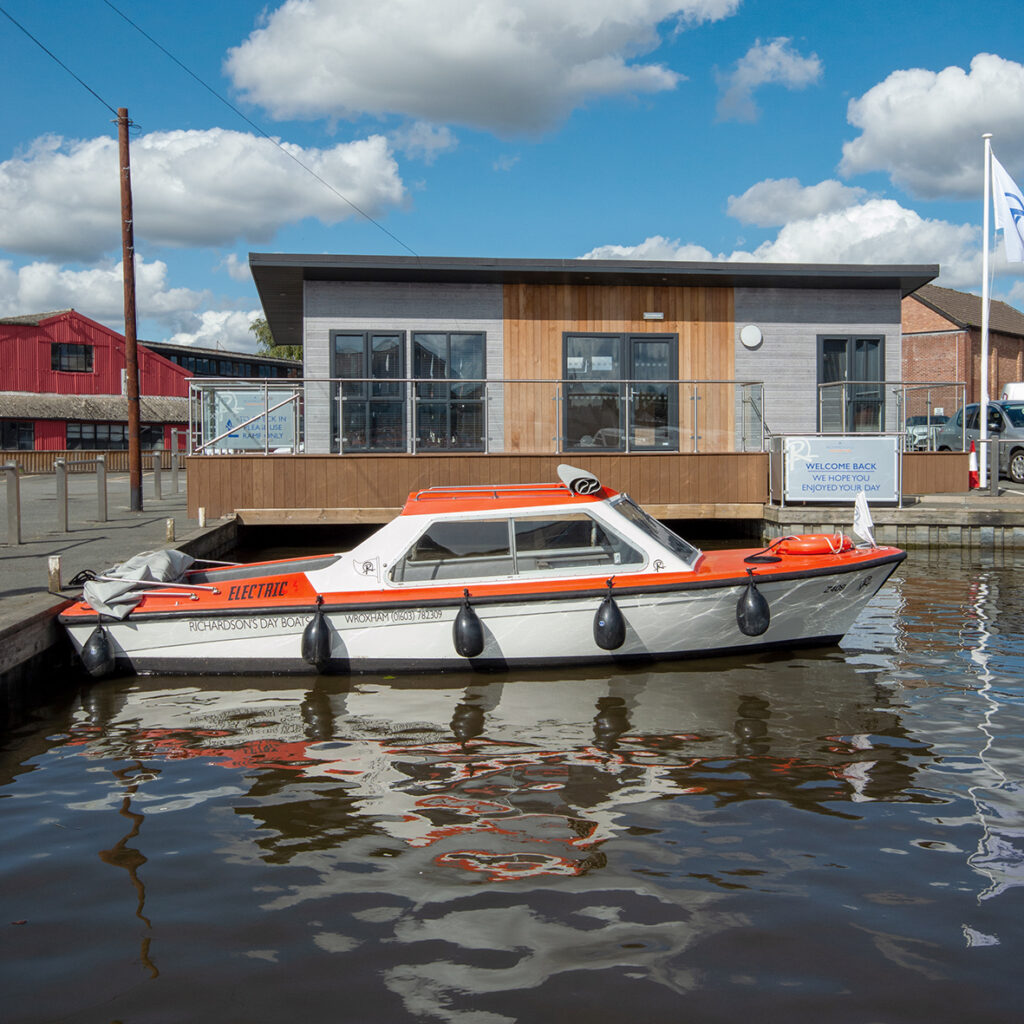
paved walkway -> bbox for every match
[1,469,197,632]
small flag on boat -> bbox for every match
[969,441,979,489]
[853,490,876,548]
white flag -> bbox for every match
[992,154,1024,263]
[853,490,876,548]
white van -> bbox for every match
[1001,382,1024,400]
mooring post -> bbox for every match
[170,428,179,493]
[97,455,108,522]
[152,451,163,500]
[989,438,1000,497]
[4,461,21,545]
[166,518,175,543]
[48,555,62,592]
[54,459,68,533]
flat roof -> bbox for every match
[249,252,939,348]
[141,338,301,367]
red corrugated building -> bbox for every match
[0,309,192,451]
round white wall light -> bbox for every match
[739,324,763,349]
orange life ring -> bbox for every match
[775,533,853,556]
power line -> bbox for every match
[0,3,118,116]
[100,0,419,258]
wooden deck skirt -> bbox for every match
[185,451,968,523]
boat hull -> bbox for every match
[62,553,903,675]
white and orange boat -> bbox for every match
[60,465,905,677]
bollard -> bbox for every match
[989,437,1000,497]
[152,452,163,500]
[166,517,175,543]
[97,455,108,522]
[170,450,179,493]
[4,461,21,545]
[48,555,62,592]
[198,506,207,528]
[54,459,69,533]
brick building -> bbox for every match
[902,284,1024,405]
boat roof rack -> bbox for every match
[410,482,571,502]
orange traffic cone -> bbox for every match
[969,441,979,489]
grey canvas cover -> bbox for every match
[83,549,195,619]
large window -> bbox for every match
[390,511,644,582]
[332,332,406,452]
[1,420,34,450]
[818,335,885,432]
[51,343,93,373]
[66,422,164,450]
[413,332,485,451]
[564,333,678,451]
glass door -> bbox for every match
[333,332,405,451]
[564,335,624,450]
[818,336,884,432]
[850,337,884,431]
[628,336,676,450]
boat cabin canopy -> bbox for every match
[360,466,704,585]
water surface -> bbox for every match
[2,550,1023,1023]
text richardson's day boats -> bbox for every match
[60,465,905,677]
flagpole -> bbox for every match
[980,133,992,488]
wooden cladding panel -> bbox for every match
[187,453,769,520]
[187,451,974,522]
[502,283,735,452]
[902,452,968,494]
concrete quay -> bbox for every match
[764,487,1024,551]
[1,469,236,723]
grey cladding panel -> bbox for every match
[734,288,902,436]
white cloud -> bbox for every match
[225,0,742,135]
[167,309,264,352]
[493,154,520,172]
[389,122,458,164]
[583,235,713,261]
[222,253,253,282]
[727,178,868,227]
[582,192,983,287]
[716,37,821,122]
[0,255,210,328]
[840,53,1024,199]
[736,200,977,279]
[0,128,405,262]
[0,254,264,352]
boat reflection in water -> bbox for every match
[74,658,925,883]
[52,650,946,1018]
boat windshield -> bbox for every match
[611,495,701,566]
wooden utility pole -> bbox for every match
[118,107,142,511]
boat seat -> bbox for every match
[187,554,341,583]
[392,555,516,582]
[516,546,618,571]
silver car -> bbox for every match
[935,401,1024,482]
[905,414,948,451]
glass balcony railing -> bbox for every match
[187,378,768,456]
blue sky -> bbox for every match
[1,0,1022,352]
